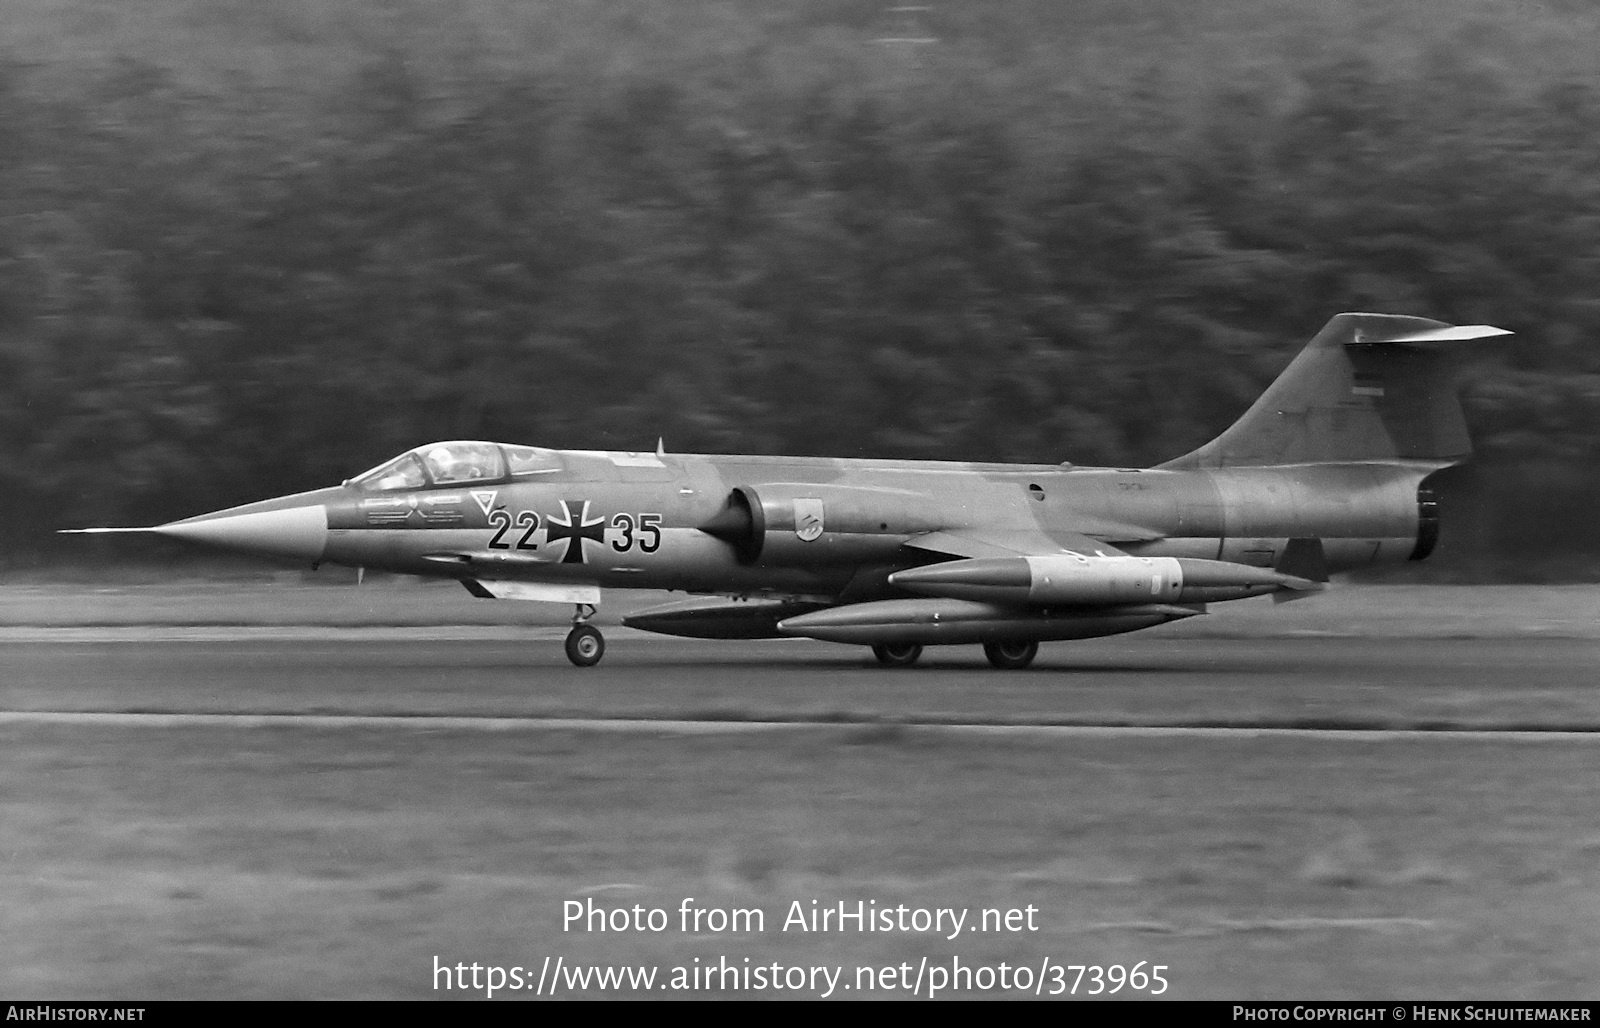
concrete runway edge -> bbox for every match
[5,709,1599,740]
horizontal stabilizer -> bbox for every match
[1350,324,1513,346]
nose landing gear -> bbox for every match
[565,603,605,667]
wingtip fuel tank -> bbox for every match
[888,555,1321,607]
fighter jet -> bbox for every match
[65,313,1509,668]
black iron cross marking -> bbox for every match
[545,500,606,564]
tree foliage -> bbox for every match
[2,0,1597,574]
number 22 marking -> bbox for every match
[487,510,539,550]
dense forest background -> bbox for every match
[2,0,1597,578]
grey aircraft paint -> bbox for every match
[64,313,1510,668]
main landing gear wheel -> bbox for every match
[565,623,605,667]
[983,639,1038,670]
[871,643,924,668]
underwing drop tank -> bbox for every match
[775,597,1203,645]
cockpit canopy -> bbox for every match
[348,441,561,491]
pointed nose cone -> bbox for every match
[158,504,329,563]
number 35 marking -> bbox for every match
[610,513,662,553]
[487,510,539,550]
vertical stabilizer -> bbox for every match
[1160,313,1511,469]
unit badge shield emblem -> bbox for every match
[794,498,825,542]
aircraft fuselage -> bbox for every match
[188,449,1438,597]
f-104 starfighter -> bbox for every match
[66,313,1509,667]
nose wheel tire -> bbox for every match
[565,624,605,667]
[982,639,1038,670]
[871,643,924,668]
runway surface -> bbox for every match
[5,632,1598,730]
[7,629,1600,999]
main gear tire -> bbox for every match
[982,639,1038,670]
[871,643,924,668]
[565,624,605,667]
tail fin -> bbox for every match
[1160,313,1512,469]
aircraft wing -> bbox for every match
[421,550,550,569]
[904,527,1133,560]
